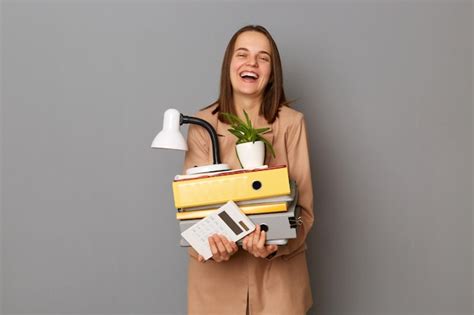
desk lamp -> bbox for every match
[151,108,230,175]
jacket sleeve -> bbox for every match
[270,113,315,259]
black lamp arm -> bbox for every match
[180,114,221,165]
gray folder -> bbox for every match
[179,190,301,247]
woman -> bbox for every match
[183,25,314,315]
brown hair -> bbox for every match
[205,25,290,124]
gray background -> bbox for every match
[1,1,472,314]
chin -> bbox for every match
[234,86,263,96]
[237,91,262,98]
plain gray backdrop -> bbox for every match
[1,1,472,314]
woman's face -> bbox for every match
[229,31,272,99]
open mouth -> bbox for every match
[239,71,259,82]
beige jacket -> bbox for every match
[183,104,314,315]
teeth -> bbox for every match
[240,71,258,79]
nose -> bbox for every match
[246,55,258,67]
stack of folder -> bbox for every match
[172,165,301,246]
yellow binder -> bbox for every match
[172,166,290,209]
[176,202,288,220]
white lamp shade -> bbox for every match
[151,108,188,150]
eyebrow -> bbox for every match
[235,47,271,56]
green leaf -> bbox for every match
[221,112,241,127]
[243,110,252,129]
[228,113,246,127]
[236,139,248,145]
[255,127,270,134]
[220,110,277,158]
[250,129,257,142]
[228,129,245,140]
[259,137,276,158]
[235,147,243,168]
[233,124,251,135]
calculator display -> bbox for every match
[218,211,243,235]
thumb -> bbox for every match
[267,244,277,253]
[198,255,204,262]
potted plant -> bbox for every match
[220,110,275,169]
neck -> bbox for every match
[233,94,262,120]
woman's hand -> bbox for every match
[242,225,278,258]
[198,234,238,263]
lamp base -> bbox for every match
[185,163,231,175]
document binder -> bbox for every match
[178,180,297,212]
[172,166,290,209]
[179,196,300,246]
[176,202,288,220]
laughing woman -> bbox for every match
[183,25,314,315]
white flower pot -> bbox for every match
[236,141,265,169]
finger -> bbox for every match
[231,241,238,253]
[255,224,261,235]
[215,236,231,261]
[214,235,229,261]
[198,255,204,262]
[252,232,260,257]
[242,236,248,251]
[257,230,266,251]
[208,235,219,257]
[255,231,267,257]
[219,235,234,254]
[226,239,237,254]
[266,244,278,254]
[213,235,227,256]
[247,232,255,254]
[211,234,226,262]
[252,225,261,249]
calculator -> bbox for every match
[181,201,256,260]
